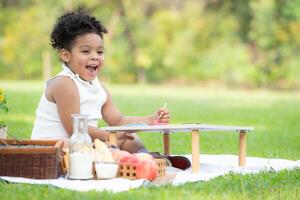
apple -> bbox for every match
[134,153,154,161]
[119,152,139,164]
[112,150,131,162]
[136,159,157,181]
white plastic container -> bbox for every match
[95,162,119,179]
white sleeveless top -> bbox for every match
[31,64,107,139]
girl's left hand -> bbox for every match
[152,108,170,124]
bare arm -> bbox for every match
[48,77,79,135]
[47,78,169,143]
[46,77,110,140]
[101,86,170,126]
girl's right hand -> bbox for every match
[152,108,170,124]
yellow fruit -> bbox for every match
[94,139,114,162]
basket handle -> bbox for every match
[60,148,69,175]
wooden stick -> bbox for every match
[163,132,170,155]
[238,131,247,166]
[191,130,200,173]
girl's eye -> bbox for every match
[98,51,104,55]
[81,50,90,54]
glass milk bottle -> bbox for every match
[68,114,94,180]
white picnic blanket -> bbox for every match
[1,154,299,192]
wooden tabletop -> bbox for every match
[100,123,254,133]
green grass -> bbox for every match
[0,80,299,200]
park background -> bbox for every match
[1,0,300,89]
[0,0,299,199]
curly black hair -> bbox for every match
[50,10,107,51]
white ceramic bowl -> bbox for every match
[95,162,119,179]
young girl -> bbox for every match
[31,11,169,154]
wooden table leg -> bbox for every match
[163,132,170,155]
[238,131,247,166]
[191,130,200,173]
[108,132,117,147]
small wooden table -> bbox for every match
[101,124,254,173]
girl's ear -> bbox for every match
[59,49,71,63]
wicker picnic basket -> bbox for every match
[118,158,166,180]
[0,139,64,179]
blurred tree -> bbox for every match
[0,0,299,89]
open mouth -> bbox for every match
[86,64,99,74]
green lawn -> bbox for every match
[0,80,299,200]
